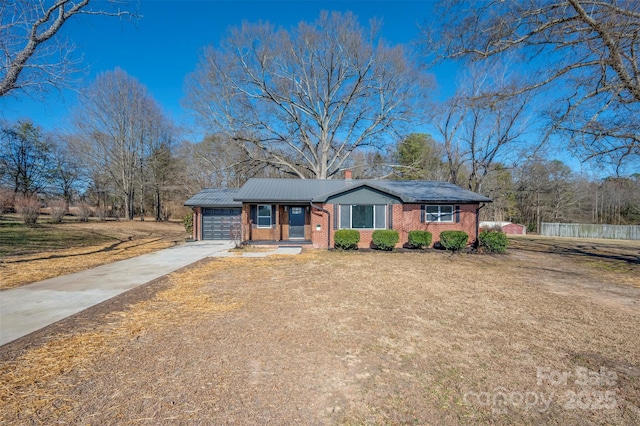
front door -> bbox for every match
[289,206,305,239]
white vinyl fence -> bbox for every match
[541,223,640,240]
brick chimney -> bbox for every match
[344,169,352,180]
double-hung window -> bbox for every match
[340,205,386,229]
[257,204,272,228]
[424,205,454,222]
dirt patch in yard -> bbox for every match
[1,247,639,425]
[0,220,187,290]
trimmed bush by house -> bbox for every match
[478,230,508,253]
[439,230,468,252]
[372,230,399,251]
[334,229,360,250]
[408,230,432,249]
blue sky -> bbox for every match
[1,0,445,132]
[1,0,611,176]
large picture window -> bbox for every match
[257,204,272,228]
[424,205,454,222]
[340,205,386,229]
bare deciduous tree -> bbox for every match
[49,132,85,212]
[185,11,428,179]
[515,158,577,232]
[143,116,181,221]
[0,0,135,98]
[478,164,518,222]
[0,119,52,196]
[177,135,273,191]
[74,68,169,220]
[432,62,534,192]
[428,0,640,167]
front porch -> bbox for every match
[242,204,313,243]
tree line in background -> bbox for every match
[2,114,638,231]
[389,133,640,231]
[0,3,638,228]
[0,70,290,222]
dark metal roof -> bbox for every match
[369,180,492,203]
[231,178,491,204]
[184,188,242,207]
[233,178,354,203]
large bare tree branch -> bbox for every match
[428,0,640,167]
[432,61,536,192]
[0,0,136,98]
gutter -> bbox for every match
[415,199,492,204]
[184,204,242,208]
[309,202,331,249]
[234,199,313,204]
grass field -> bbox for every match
[0,216,116,257]
[0,215,188,290]
[1,235,639,424]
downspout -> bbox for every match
[310,202,331,249]
[475,203,487,247]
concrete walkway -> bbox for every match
[0,241,234,346]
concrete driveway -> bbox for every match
[0,241,234,346]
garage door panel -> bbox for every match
[202,208,241,240]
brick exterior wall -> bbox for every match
[241,204,251,241]
[396,204,479,247]
[193,202,480,248]
[309,203,479,249]
[310,205,332,248]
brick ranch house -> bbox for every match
[184,176,491,249]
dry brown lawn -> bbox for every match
[0,219,187,290]
[1,236,639,425]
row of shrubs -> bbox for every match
[334,229,508,253]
